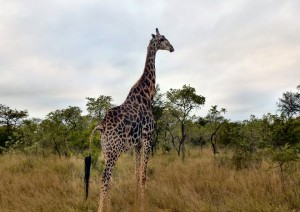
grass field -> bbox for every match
[0,148,299,211]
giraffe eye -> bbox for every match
[159,38,164,42]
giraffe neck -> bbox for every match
[125,40,157,107]
[142,40,157,98]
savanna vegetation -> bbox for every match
[0,84,299,211]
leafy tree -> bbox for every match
[85,95,113,159]
[151,84,166,155]
[161,109,181,153]
[206,105,226,123]
[197,117,209,126]
[268,144,299,188]
[261,114,300,148]
[86,95,113,121]
[205,105,227,154]
[217,122,238,147]
[166,84,205,160]
[0,104,28,151]
[241,115,264,151]
[277,85,300,118]
[262,84,300,151]
[231,118,262,169]
[41,106,84,157]
[186,120,206,150]
[17,118,43,153]
[217,116,265,169]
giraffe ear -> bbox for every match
[156,28,161,36]
[152,34,156,39]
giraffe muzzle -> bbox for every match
[170,46,174,52]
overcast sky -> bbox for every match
[1,0,299,121]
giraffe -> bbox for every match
[85,28,174,212]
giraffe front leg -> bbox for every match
[139,139,151,211]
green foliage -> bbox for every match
[166,84,205,122]
[256,114,300,149]
[86,95,113,121]
[272,117,300,147]
[268,144,299,169]
[0,104,28,152]
[37,106,89,157]
[0,104,28,131]
[206,105,226,123]
[162,143,172,153]
[152,85,165,121]
[205,105,227,154]
[186,120,206,147]
[230,130,261,169]
[151,85,166,154]
[216,116,264,169]
[15,118,42,153]
[267,143,299,191]
[231,147,262,170]
[277,85,300,118]
[166,84,205,160]
[0,85,299,175]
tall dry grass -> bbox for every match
[0,149,299,211]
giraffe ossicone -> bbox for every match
[85,28,174,212]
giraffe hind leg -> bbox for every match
[139,138,151,211]
[134,145,142,204]
[98,156,119,212]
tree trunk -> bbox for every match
[52,137,61,159]
[210,122,225,155]
[177,142,181,156]
[151,130,159,156]
[180,122,186,161]
[181,138,185,161]
[211,136,217,155]
[151,142,156,156]
[167,128,180,154]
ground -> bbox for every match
[0,148,299,211]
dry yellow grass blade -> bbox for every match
[0,149,299,211]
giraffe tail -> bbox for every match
[84,125,102,200]
[84,154,91,200]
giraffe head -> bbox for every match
[151,28,174,52]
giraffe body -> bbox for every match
[91,28,174,212]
